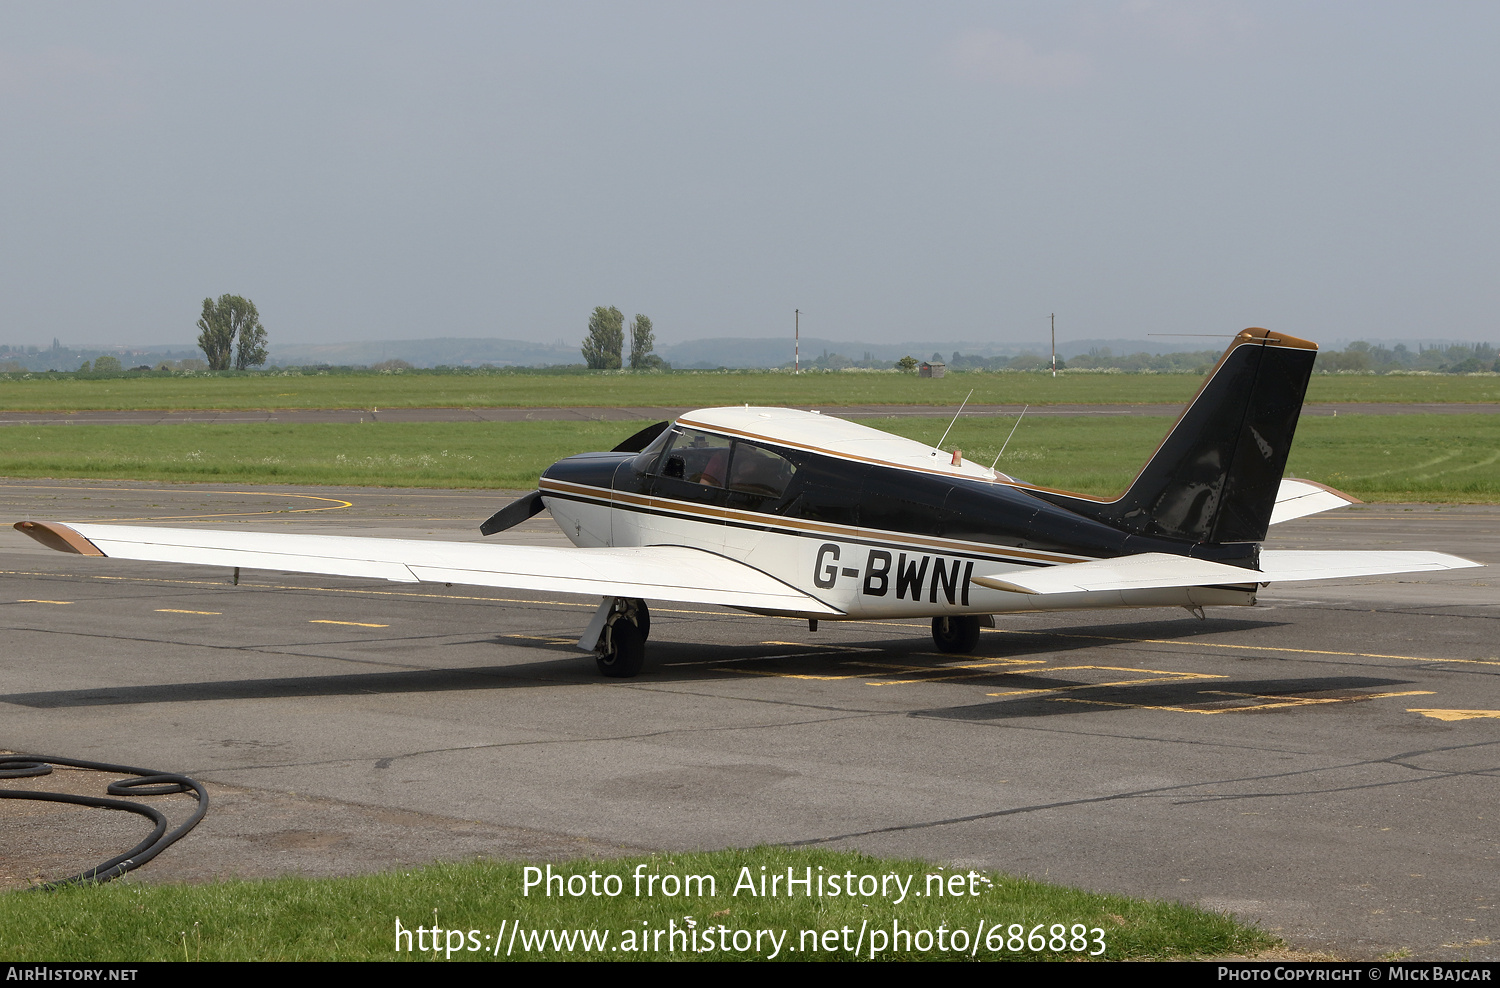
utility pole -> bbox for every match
[795,309,800,375]
[1050,313,1056,378]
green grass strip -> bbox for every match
[0,850,1276,961]
[1,369,1498,411]
[1,414,1497,503]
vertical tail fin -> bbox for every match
[1035,328,1318,544]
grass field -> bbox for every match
[0,849,1276,962]
[1,369,1498,411]
[1,414,1495,502]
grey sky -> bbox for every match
[2,2,1496,349]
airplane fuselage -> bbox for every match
[539,408,1260,621]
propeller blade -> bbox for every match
[612,421,670,453]
[480,490,546,536]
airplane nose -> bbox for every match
[541,452,632,490]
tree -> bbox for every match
[235,320,268,370]
[629,314,656,370]
[92,354,122,374]
[197,295,267,371]
[896,355,918,372]
[581,306,624,369]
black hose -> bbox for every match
[0,754,209,890]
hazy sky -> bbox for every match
[2,2,1496,348]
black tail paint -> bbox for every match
[1034,328,1317,545]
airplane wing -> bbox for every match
[973,550,1481,595]
[13,521,842,616]
[1270,478,1361,524]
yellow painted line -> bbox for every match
[154,608,221,615]
[1053,689,1433,716]
[1409,708,1500,722]
[858,657,1083,686]
[1049,696,1317,715]
[309,619,389,628]
[16,599,73,605]
[762,640,881,651]
[983,666,1226,697]
[725,668,862,681]
[986,627,1500,669]
[0,484,354,521]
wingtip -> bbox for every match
[13,521,105,556]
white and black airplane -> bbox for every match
[15,328,1480,677]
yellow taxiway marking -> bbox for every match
[504,633,578,646]
[1409,708,1500,722]
[309,619,389,628]
[1054,689,1434,716]
[154,608,222,615]
[16,599,73,605]
[982,665,1225,697]
[0,484,354,521]
[726,668,861,681]
[986,627,1500,669]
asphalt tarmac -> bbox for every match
[2,480,1497,960]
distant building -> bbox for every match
[919,361,946,378]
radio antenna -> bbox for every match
[991,404,1028,470]
[933,389,973,455]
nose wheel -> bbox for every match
[931,615,981,654]
[595,598,650,677]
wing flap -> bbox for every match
[976,549,1481,595]
[19,522,841,615]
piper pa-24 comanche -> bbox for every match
[15,328,1481,677]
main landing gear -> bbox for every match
[594,597,651,678]
[931,615,982,654]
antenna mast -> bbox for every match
[934,389,973,454]
[991,405,1029,470]
[1051,313,1056,378]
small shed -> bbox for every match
[919,361,946,379]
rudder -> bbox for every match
[1033,328,1318,544]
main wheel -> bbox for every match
[932,615,982,654]
[596,610,647,678]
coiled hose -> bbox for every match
[0,754,208,890]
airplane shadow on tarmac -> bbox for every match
[2,615,1391,715]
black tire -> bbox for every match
[633,599,651,640]
[597,616,647,678]
[932,615,982,654]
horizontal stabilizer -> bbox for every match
[14,522,842,616]
[1256,550,1481,583]
[974,553,1260,595]
[1270,479,1360,525]
[975,549,1480,595]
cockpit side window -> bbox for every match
[727,442,796,499]
[660,429,733,488]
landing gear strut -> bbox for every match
[594,597,651,678]
[931,615,982,654]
